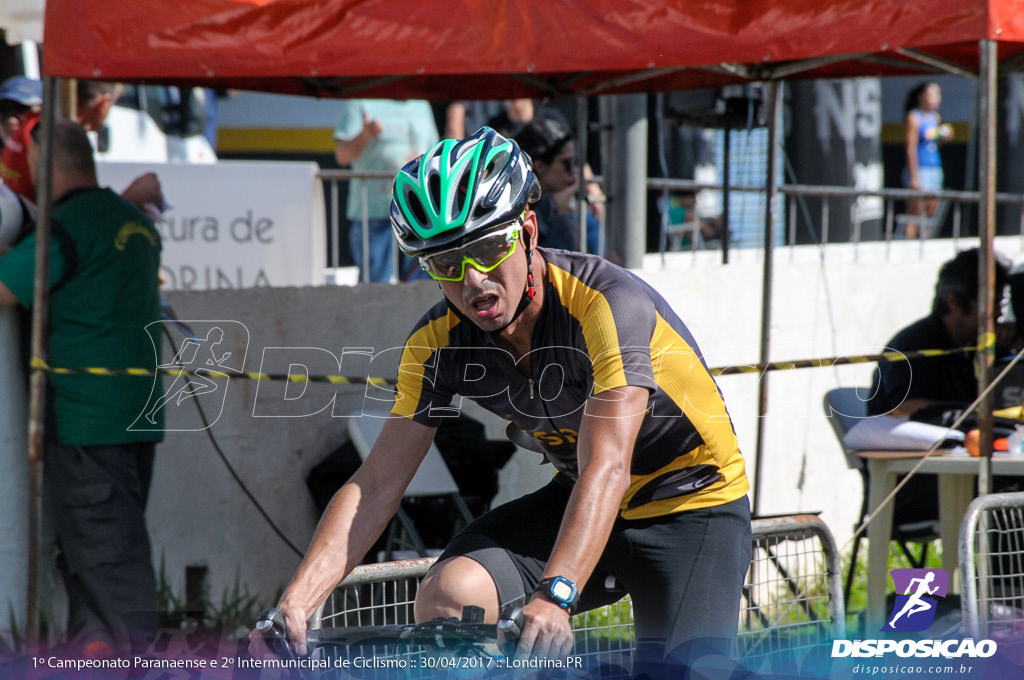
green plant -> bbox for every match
[0,604,24,658]
[156,554,187,624]
[208,576,265,634]
[0,601,60,658]
[156,556,270,637]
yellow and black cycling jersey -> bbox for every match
[392,248,749,519]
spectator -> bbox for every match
[869,247,1011,417]
[75,80,120,136]
[861,248,1021,521]
[440,100,504,140]
[3,79,165,216]
[0,76,43,202]
[902,82,953,239]
[0,118,164,655]
[484,98,537,138]
[489,100,607,221]
[514,112,602,255]
[74,80,165,215]
[334,99,438,282]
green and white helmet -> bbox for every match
[390,126,541,256]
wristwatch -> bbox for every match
[534,576,580,614]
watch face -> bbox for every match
[552,578,575,602]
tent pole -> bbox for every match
[977,40,998,495]
[27,76,60,644]
[722,127,731,264]
[576,96,589,254]
[752,80,781,517]
[605,95,647,268]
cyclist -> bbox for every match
[256,127,751,670]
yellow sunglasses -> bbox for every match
[419,219,523,282]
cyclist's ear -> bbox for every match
[522,210,538,252]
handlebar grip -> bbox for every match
[497,607,524,640]
[255,607,299,662]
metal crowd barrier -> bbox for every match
[310,557,634,676]
[738,514,845,670]
[959,491,1024,642]
[309,513,844,675]
[322,169,1024,277]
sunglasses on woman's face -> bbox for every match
[419,218,523,282]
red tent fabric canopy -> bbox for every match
[41,0,1024,100]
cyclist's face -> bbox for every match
[438,211,538,334]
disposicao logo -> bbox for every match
[831,568,998,659]
[884,568,949,633]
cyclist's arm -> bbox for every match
[263,416,436,654]
[516,385,646,659]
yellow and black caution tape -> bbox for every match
[28,357,394,387]
[707,346,975,377]
[29,346,977,386]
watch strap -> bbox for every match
[534,576,580,614]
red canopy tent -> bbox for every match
[39,0,1024,98]
[28,0,1020,636]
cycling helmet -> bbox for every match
[390,126,541,256]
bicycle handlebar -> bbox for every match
[254,606,524,662]
[254,607,300,662]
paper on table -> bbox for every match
[842,415,964,451]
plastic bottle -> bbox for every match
[967,429,1012,456]
[1008,425,1024,456]
[966,429,979,456]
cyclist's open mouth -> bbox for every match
[471,293,500,320]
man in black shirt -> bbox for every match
[870,247,1010,416]
[867,248,1014,523]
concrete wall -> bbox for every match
[4,237,1023,624]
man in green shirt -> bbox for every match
[0,118,163,655]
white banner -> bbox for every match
[97,161,325,290]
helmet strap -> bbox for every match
[489,228,536,335]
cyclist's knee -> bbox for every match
[415,556,499,622]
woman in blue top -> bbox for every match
[903,82,953,238]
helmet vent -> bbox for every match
[405,189,428,226]
[456,168,471,203]
[428,174,441,213]
[488,150,509,181]
[508,168,523,197]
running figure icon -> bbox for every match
[888,571,939,629]
[144,327,232,423]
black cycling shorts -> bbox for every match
[435,475,752,654]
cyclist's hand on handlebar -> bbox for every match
[514,596,574,660]
[249,605,309,659]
